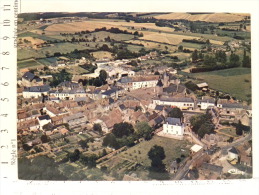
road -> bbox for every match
[172,131,252,180]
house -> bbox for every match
[117,76,159,90]
[57,81,80,90]
[217,100,244,115]
[37,115,52,130]
[101,87,124,99]
[63,112,87,129]
[22,72,43,87]
[163,117,184,136]
[196,82,209,91]
[199,163,223,180]
[153,97,194,110]
[49,87,86,100]
[227,147,239,164]
[190,144,203,154]
[23,85,50,98]
[163,84,187,95]
[197,98,215,110]
[17,119,40,131]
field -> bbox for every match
[17,59,43,69]
[44,19,175,35]
[154,13,249,22]
[179,42,204,49]
[117,135,191,168]
[90,51,113,60]
[192,68,251,101]
[126,39,177,51]
[17,48,45,61]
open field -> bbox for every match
[179,42,204,49]
[117,135,191,168]
[20,37,45,45]
[45,20,175,35]
[193,68,251,101]
[154,13,250,22]
[126,39,177,51]
[17,59,43,69]
[17,48,45,61]
[91,51,113,59]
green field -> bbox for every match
[18,31,59,41]
[17,49,45,61]
[117,135,190,168]
[180,42,204,49]
[193,67,251,101]
[219,128,237,137]
[17,59,43,69]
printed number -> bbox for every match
[0,145,8,149]
[0,114,8,117]
[0,98,9,102]
[1,82,9,86]
[1,67,9,70]
[0,129,8,133]
[2,36,9,40]
[1,52,9,55]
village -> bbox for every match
[17,51,252,181]
[17,12,252,181]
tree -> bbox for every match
[93,123,102,134]
[229,53,240,67]
[192,50,199,62]
[78,140,89,149]
[242,50,251,68]
[135,122,153,140]
[40,134,50,143]
[68,149,80,162]
[190,113,214,138]
[93,77,102,87]
[148,145,169,180]
[154,71,160,75]
[236,120,243,136]
[102,133,119,149]
[112,122,134,138]
[168,107,183,119]
[178,45,183,52]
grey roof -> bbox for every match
[109,98,115,104]
[38,115,51,121]
[58,81,79,89]
[102,87,122,96]
[229,147,239,154]
[22,72,35,81]
[154,115,164,124]
[165,117,181,125]
[119,104,126,110]
[222,103,243,109]
[200,163,223,173]
[158,97,194,103]
[163,84,186,94]
[74,97,88,102]
[155,105,164,111]
[118,77,132,84]
[24,85,50,93]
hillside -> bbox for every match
[154,13,250,22]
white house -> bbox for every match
[153,97,194,110]
[163,117,184,136]
[23,85,50,98]
[117,76,159,90]
[197,98,215,110]
[37,115,52,130]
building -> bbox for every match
[197,98,215,110]
[23,85,50,98]
[117,76,159,90]
[101,87,124,99]
[153,97,194,110]
[37,115,52,130]
[22,72,43,87]
[49,87,86,100]
[163,117,184,136]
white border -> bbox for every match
[1,0,259,194]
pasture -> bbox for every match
[192,68,251,101]
[17,59,43,69]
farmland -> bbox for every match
[17,58,43,69]
[192,68,251,101]
[154,13,249,22]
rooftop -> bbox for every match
[165,117,181,125]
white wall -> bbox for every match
[163,123,184,136]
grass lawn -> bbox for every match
[219,128,237,137]
[17,59,43,69]
[17,48,45,60]
[192,67,251,101]
[117,135,190,168]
